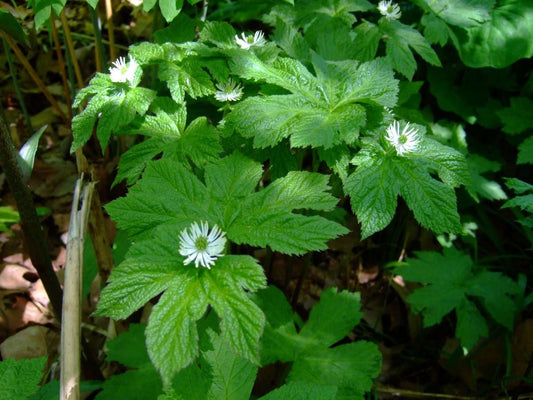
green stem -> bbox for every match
[0,114,63,319]
[1,36,33,132]
[89,6,108,71]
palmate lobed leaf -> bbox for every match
[228,53,397,149]
[395,248,522,350]
[107,152,347,253]
[97,227,266,385]
[345,135,468,238]
[256,286,381,400]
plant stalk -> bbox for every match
[60,177,94,400]
[0,114,63,319]
[59,11,85,89]
[50,13,73,122]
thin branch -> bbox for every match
[104,0,117,61]
[50,13,72,122]
[201,0,209,21]
[0,113,63,318]
[59,11,84,89]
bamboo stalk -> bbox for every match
[60,177,95,400]
[2,34,68,125]
[50,13,72,122]
[0,113,63,318]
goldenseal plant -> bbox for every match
[66,2,497,396]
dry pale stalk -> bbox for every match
[60,177,95,400]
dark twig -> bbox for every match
[0,113,63,318]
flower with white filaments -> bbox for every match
[214,79,244,102]
[385,121,420,156]
[235,31,266,50]
[179,222,227,269]
[378,0,402,20]
[109,56,139,85]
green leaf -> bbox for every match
[395,248,521,350]
[518,136,533,164]
[380,19,441,80]
[299,288,363,349]
[352,21,381,61]
[18,125,47,179]
[505,177,533,194]
[0,357,46,400]
[0,206,20,232]
[114,138,167,187]
[258,287,381,399]
[416,0,495,28]
[106,323,151,368]
[97,325,163,400]
[0,9,28,44]
[95,260,177,319]
[204,329,257,400]
[450,0,533,68]
[288,342,381,400]
[159,59,215,103]
[95,366,163,400]
[345,135,465,238]
[159,0,184,22]
[496,97,533,134]
[29,0,66,29]
[420,13,450,46]
[228,56,397,149]
[259,382,337,400]
[146,274,208,384]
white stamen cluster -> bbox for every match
[179,222,226,269]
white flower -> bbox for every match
[234,31,266,50]
[179,221,227,269]
[214,78,244,102]
[109,56,139,85]
[385,121,420,155]
[378,0,402,20]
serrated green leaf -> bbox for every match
[259,382,337,400]
[345,157,398,239]
[380,19,441,80]
[0,357,46,400]
[106,160,211,238]
[95,260,178,319]
[288,342,381,400]
[518,136,533,165]
[496,97,533,135]
[205,329,257,400]
[200,21,237,49]
[204,263,266,365]
[345,135,464,238]
[114,138,167,187]
[229,57,396,149]
[299,288,363,348]
[258,286,380,399]
[147,274,208,384]
[504,178,533,194]
[395,248,521,349]
[450,0,533,68]
[352,21,381,61]
[421,13,450,46]
[455,301,488,350]
[159,60,215,103]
